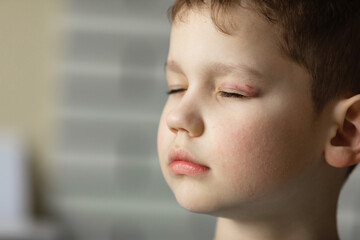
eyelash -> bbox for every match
[166,89,186,95]
[167,89,245,98]
[218,91,245,98]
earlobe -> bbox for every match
[324,94,360,168]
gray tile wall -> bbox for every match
[52,0,216,239]
[51,0,360,239]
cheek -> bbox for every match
[215,118,271,186]
[212,114,306,199]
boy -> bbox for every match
[157,0,359,239]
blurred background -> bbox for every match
[0,0,359,240]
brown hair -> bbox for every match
[168,0,360,177]
[169,0,359,112]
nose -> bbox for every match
[166,99,205,137]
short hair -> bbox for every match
[168,0,360,179]
[169,0,359,112]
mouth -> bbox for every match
[168,148,210,176]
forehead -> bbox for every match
[167,7,291,82]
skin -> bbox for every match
[157,6,355,240]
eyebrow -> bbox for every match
[165,60,267,81]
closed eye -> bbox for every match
[219,91,245,98]
[167,89,186,95]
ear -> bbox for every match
[324,95,360,168]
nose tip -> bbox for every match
[166,106,204,137]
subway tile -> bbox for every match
[65,31,124,64]
[52,155,164,198]
[61,68,167,114]
[119,35,170,69]
[53,195,215,240]
[68,0,174,20]
[57,120,158,156]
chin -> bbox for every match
[171,183,224,214]
[175,194,217,213]
[174,193,247,219]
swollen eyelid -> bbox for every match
[219,91,245,98]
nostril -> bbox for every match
[166,111,183,133]
[169,126,190,135]
[169,127,178,134]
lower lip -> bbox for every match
[169,161,210,176]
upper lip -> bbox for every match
[168,148,209,168]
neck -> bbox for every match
[213,159,346,240]
[213,187,340,240]
[214,213,339,240]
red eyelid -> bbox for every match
[220,82,258,97]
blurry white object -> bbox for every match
[0,131,30,227]
[0,131,62,240]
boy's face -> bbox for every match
[158,8,330,216]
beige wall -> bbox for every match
[0,0,61,216]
